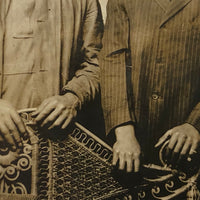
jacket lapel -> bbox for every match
[159,0,192,27]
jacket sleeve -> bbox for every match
[62,0,103,106]
[100,0,135,135]
[186,103,200,132]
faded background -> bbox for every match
[99,0,108,22]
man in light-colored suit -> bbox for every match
[0,0,103,150]
[100,0,200,172]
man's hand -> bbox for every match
[113,124,141,172]
[155,123,200,165]
[32,93,80,130]
[0,100,25,151]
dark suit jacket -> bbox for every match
[100,0,200,159]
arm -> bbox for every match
[62,0,103,105]
[100,0,134,135]
[100,0,140,172]
[33,0,103,129]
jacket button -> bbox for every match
[152,93,159,100]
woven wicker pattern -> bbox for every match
[0,109,199,200]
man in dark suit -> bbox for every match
[100,0,200,172]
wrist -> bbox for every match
[63,92,81,110]
[115,124,136,141]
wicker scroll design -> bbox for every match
[51,124,129,200]
[66,123,200,200]
[0,108,199,200]
[141,141,200,200]
[0,109,38,198]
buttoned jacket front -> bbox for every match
[101,0,200,156]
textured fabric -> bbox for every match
[0,0,103,109]
[100,0,200,161]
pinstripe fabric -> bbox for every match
[100,0,200,159]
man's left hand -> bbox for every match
[32,93,80,130]
[155,123,200,165]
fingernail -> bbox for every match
[154,143,159,148]
[18,142,22,147]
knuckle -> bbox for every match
[47,116,54,122]
[51,100,58,106]
[4,134,11,140]
[15,118,22,124]
[133,152,140,158]
[179,134,186,139]
[8,127,16,133]
[113,147,119,153]
[58,104,65,110]
[187,137,192,143]
[173,132,180,136]
[119,152,125,157]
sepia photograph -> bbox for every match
[0,0,199,199]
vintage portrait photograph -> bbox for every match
[0,0,199,199]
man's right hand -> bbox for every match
[113,124,141,172]
[0,100,26,151]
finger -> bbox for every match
[41,106,64,127]
[178,138,191,163]
[119,152,125,170]
[31,99,50,117]
[155,130,172,147]
[11,111,26,135]
[5,118,22,147]
[165,147,173,165]
[35,102,56,122]
[61,114,74,129]
[126,157,133,173]
[134,158,140,172]
[125,153,133,172]
[128,195,132,200]
[171,152,179,167]
[112,150,119,166]
[173,135,186,154]
[180,138,191,156]
[165,133,178,164]
[167,132,179,152]
[0,123,16,150]
[189,141,198,156]
[48,111,69,129]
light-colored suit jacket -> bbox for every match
[0,0,103,109]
